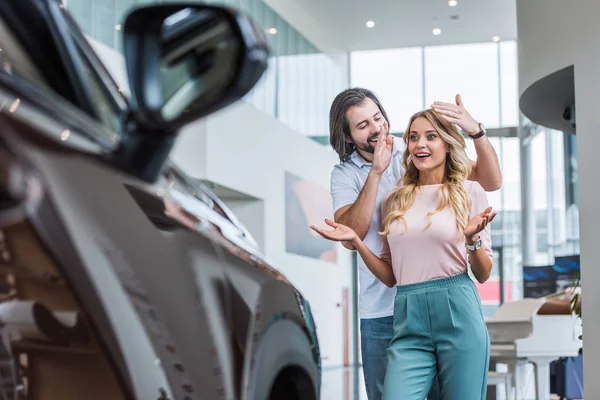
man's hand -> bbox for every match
[431,94,481,136]
[371,120,394,176]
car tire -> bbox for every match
[248,318,319,400]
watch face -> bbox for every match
[467,238,482,250]
[479,123,486,134]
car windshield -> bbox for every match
[0,11,127,146]
[0,17,48,89]
[61,10,129,135]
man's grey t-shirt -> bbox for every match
[330,138,406,319]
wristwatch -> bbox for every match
[469,123,486,139]
[465,237,482,251]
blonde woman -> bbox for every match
[311,109,495,400]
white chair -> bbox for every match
[488,371,514,400]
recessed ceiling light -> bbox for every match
[267,28,277,35]
[115,24,121,31]
[448,0,458,6]
[492,35,501,42]
[366,20,376,28]
[433,28,442,36]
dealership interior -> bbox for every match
[2,0,600,399]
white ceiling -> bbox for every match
[293,0,517,51]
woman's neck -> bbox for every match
[418,169,445,186]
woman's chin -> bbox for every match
[414,164,431,172]
[414,162,445,175]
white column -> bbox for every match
[519,133,536,266]
[516,1,600,397]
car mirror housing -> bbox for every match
[113,4,269,182]
[124,4,269,131]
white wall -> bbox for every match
[516,0,600,397]
[88,37,356,368]
[222,199,266,252]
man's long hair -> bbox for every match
[381,109,472,240]
[329,88,390,162]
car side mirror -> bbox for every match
[123,4,269,132]
[113,4,269,182]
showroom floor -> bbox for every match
[320,366,568,400]
[321,366,367,400]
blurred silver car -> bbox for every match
[0,1,320,399]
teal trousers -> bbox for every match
[383,272,490,400]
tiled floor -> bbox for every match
[320,365,572,399]
[321,366,367,400]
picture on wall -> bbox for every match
[285,172,337,263]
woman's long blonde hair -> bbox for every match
[380,109,472,240]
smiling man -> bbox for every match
[327,87,502,400]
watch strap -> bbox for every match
[465,237,482,251]
[469,123,486,139]
[469,131,486,139]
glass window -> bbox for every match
[0,13,124,150]
[499,137,522,302]
[76,48,123,133]
[531,131,548,211]
[0,40,47,88]
[470,137,523,305]
[500,137,521,210]
[536,210,549,254]
[464,136,503,211]
[549,130,567,244]
[66,0,346,139]
[424,43,500,128]
[500,41,518,127]
[504,244,523,301]
[90,1,117,48]
[351,47,423,133]
[248,57,277,117]
[64,0,93,35]
[64,10,126,134]
[277,54,298,133]
[296,53,310,136]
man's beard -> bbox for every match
[351,135,379,154]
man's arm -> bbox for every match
[468,136,502,191]
[333,128,393,250]
[335,170,382,248]
[431,94,502,192]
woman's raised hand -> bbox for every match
[310,219,358,244]
[464,206,497,239]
